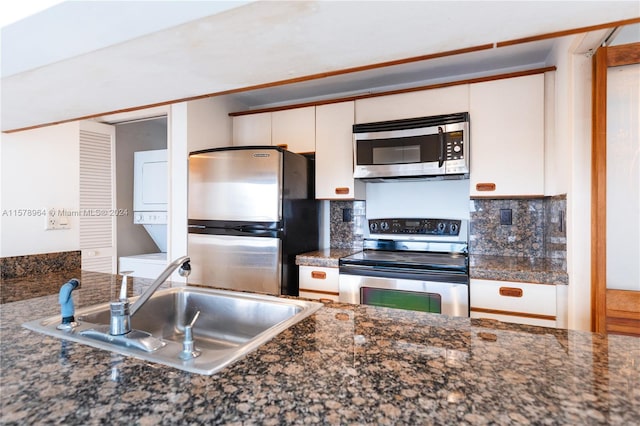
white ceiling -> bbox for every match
[1,1,638,132]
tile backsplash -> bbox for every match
[329,200,366,249]
[470,195,566,258]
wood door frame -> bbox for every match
[591,42,640,334]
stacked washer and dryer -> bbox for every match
[118,149,168,278]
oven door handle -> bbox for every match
[438,126,445,168]
[339,265,469,284]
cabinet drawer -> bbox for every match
[470,279,556,319]
[299,266,339,301]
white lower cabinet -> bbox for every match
[470,279,558,328]
[298,265,340,302]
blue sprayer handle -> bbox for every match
[59,278,80,323]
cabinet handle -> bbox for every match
[276,144,289,150]
[437,126,445,168]
[499,287,523,297]
[476,183,496,192]
[311,271,326,279]
[335,187,350,195]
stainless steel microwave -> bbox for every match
[352,112,470,180]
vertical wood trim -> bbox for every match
[591,42,640,335]
[591,47,608,333]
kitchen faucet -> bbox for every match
[129,255,191,316]
[108,256,190,337]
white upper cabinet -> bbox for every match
[315,101,365,200]
[271,106,316,153]
[232,107,315,153]
[355,84,470,124]
[469,74,545,197]
[232,112,271,146]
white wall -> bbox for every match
[168,96,241,280]
[364,179,471,221]
[547,34,595,331]
[0,122,80,257]
[186,95,244,153]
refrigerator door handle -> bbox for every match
[237,225,282,232]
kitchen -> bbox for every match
[1,1,639,424]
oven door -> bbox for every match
[339,273,469,317]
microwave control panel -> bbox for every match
[445,131,464,161]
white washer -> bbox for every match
[133,149,168,252]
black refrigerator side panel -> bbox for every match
[281,151,320,296]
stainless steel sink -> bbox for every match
[23,286,323,375]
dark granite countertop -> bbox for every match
[297,249,568,285]
[295,248,359,268]
[470,255,568,285]
[1,270,638,424]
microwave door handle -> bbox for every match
[438,127,445,168]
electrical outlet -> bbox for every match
[44,208,70,230]
[500,209,512,225]
[45,209,56,230]
[342,208,353,223]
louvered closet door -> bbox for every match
[79,121,116,273]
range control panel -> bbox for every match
[368,218,461,236]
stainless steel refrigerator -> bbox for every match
[187,146,319,296]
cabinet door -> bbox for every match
[299,266,340,301]
[469,74,545,197]
[315,101,365,199]
[470,279,557,327]
[355,84,470,123]
[272,106,315,153]
[232,112,272,146]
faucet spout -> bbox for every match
[130,256,190,317]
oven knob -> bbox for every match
[453,145,462,153]
[380,221,389,231]
[370,222,378,232]
[450,223,458,234]
[437,222,446,232]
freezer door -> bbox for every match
[189,148,282,222]
[188,233,282,295]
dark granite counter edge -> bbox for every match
[470,269,569,285]
[296,250,569,285]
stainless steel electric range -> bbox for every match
[339,218,469,317]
